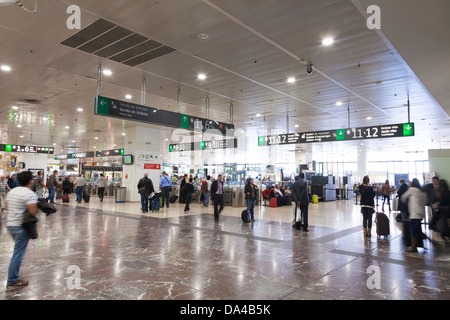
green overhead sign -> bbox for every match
[259,123,415,146]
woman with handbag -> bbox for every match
[359,176,376,238]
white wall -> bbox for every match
[428,149,450,182]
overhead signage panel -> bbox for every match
[96,96,233,135]
[96,149,124,157]
[0,144,54,154]
[258,123,415,146]
[169,138,238,152]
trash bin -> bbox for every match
[115,187,127,203]
[312,194,318,203]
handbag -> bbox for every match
[38,199,57,216]
[138,186,146,194]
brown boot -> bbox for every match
[406,238,418,252]
[363,228,368,237]
[367,228,372,237]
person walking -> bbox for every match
[211,175,224,223]
[245,178,258,222]
[401,178,427,253]
[183,178,195,214]
[0,175,9,213]
[159,171,172,209]
[7,174,16,190]
[45,170,58,203]
[33,171,46,200]
[292,172,309,231]
[96,174,107,202]
[4,171,38,289]
[74,174,85,203]
[359,176,376,237]
[381,180,391,212]
[62,177,71,195]
[137,173,154,213]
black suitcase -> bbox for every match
[241,210,249,223]
[169,195,178,203]
[83,192,90,203]
[375,212,390,238]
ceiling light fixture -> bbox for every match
[65,126,70,129]
[1,65,11,72]
[366,117,372,120]
[0,0,38,13]
[197,73,206,80]
[17,125,22,128]
[287,77,296,84]
[197,33,209,40]
[122,133,126,136]
[103,69,112,76]
[125,94,132,99]
[256,113,261,117]
[336,101,343,106]
[322,37,334,46]
[12,105,19,110]
[77,107,84,112]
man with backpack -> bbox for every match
[159,171,172,209]
[137,173,154,213]
[201,176,211,207]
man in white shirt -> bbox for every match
[74,175,86,203]
[5,171,38,289]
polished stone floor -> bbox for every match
[0,193,449,300]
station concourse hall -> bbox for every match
[0,0,450,308]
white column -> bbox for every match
[122,126,161,202]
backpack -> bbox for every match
[201,181,207,193]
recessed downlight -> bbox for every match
[103,69,112,76]
[256,113,261,117]
[17,125,22,128]
[197,73,206,80]
[287,77,296,83]
[77,107,84,112]
[366,116,372,120]
[322,37,334,46]
[197,33,209,40]
[1,65,11,72]
[125,94,132,99]
[336,101,343,106]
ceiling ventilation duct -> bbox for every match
[0,0,38,13]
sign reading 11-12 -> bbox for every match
[258,123,414,146]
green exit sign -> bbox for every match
[5,145,12,152]
[169,144,173,152]
[403,123,414,136]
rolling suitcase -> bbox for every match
[375,212,390,238]
[83,192,90,203]
[150,198,160,212]
[241,209,249,223]
[169,195,178,203]
[270,197,277,208]
[62,194,69,203]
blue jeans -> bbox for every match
[76,186,84,201]
[203,191,210,206]
[141,193,149,212]
[46,186,55,203]
[7,226,30,285]
[36,189,44,200]
[247,198,256,221]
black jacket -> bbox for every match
[292,178,308,204]
[210,180,224,200]
[244,183,258,200]
[396,183,409,212]
[359,184,375,207]
[137,177,154,194]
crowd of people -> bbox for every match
[358,175,450,253]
